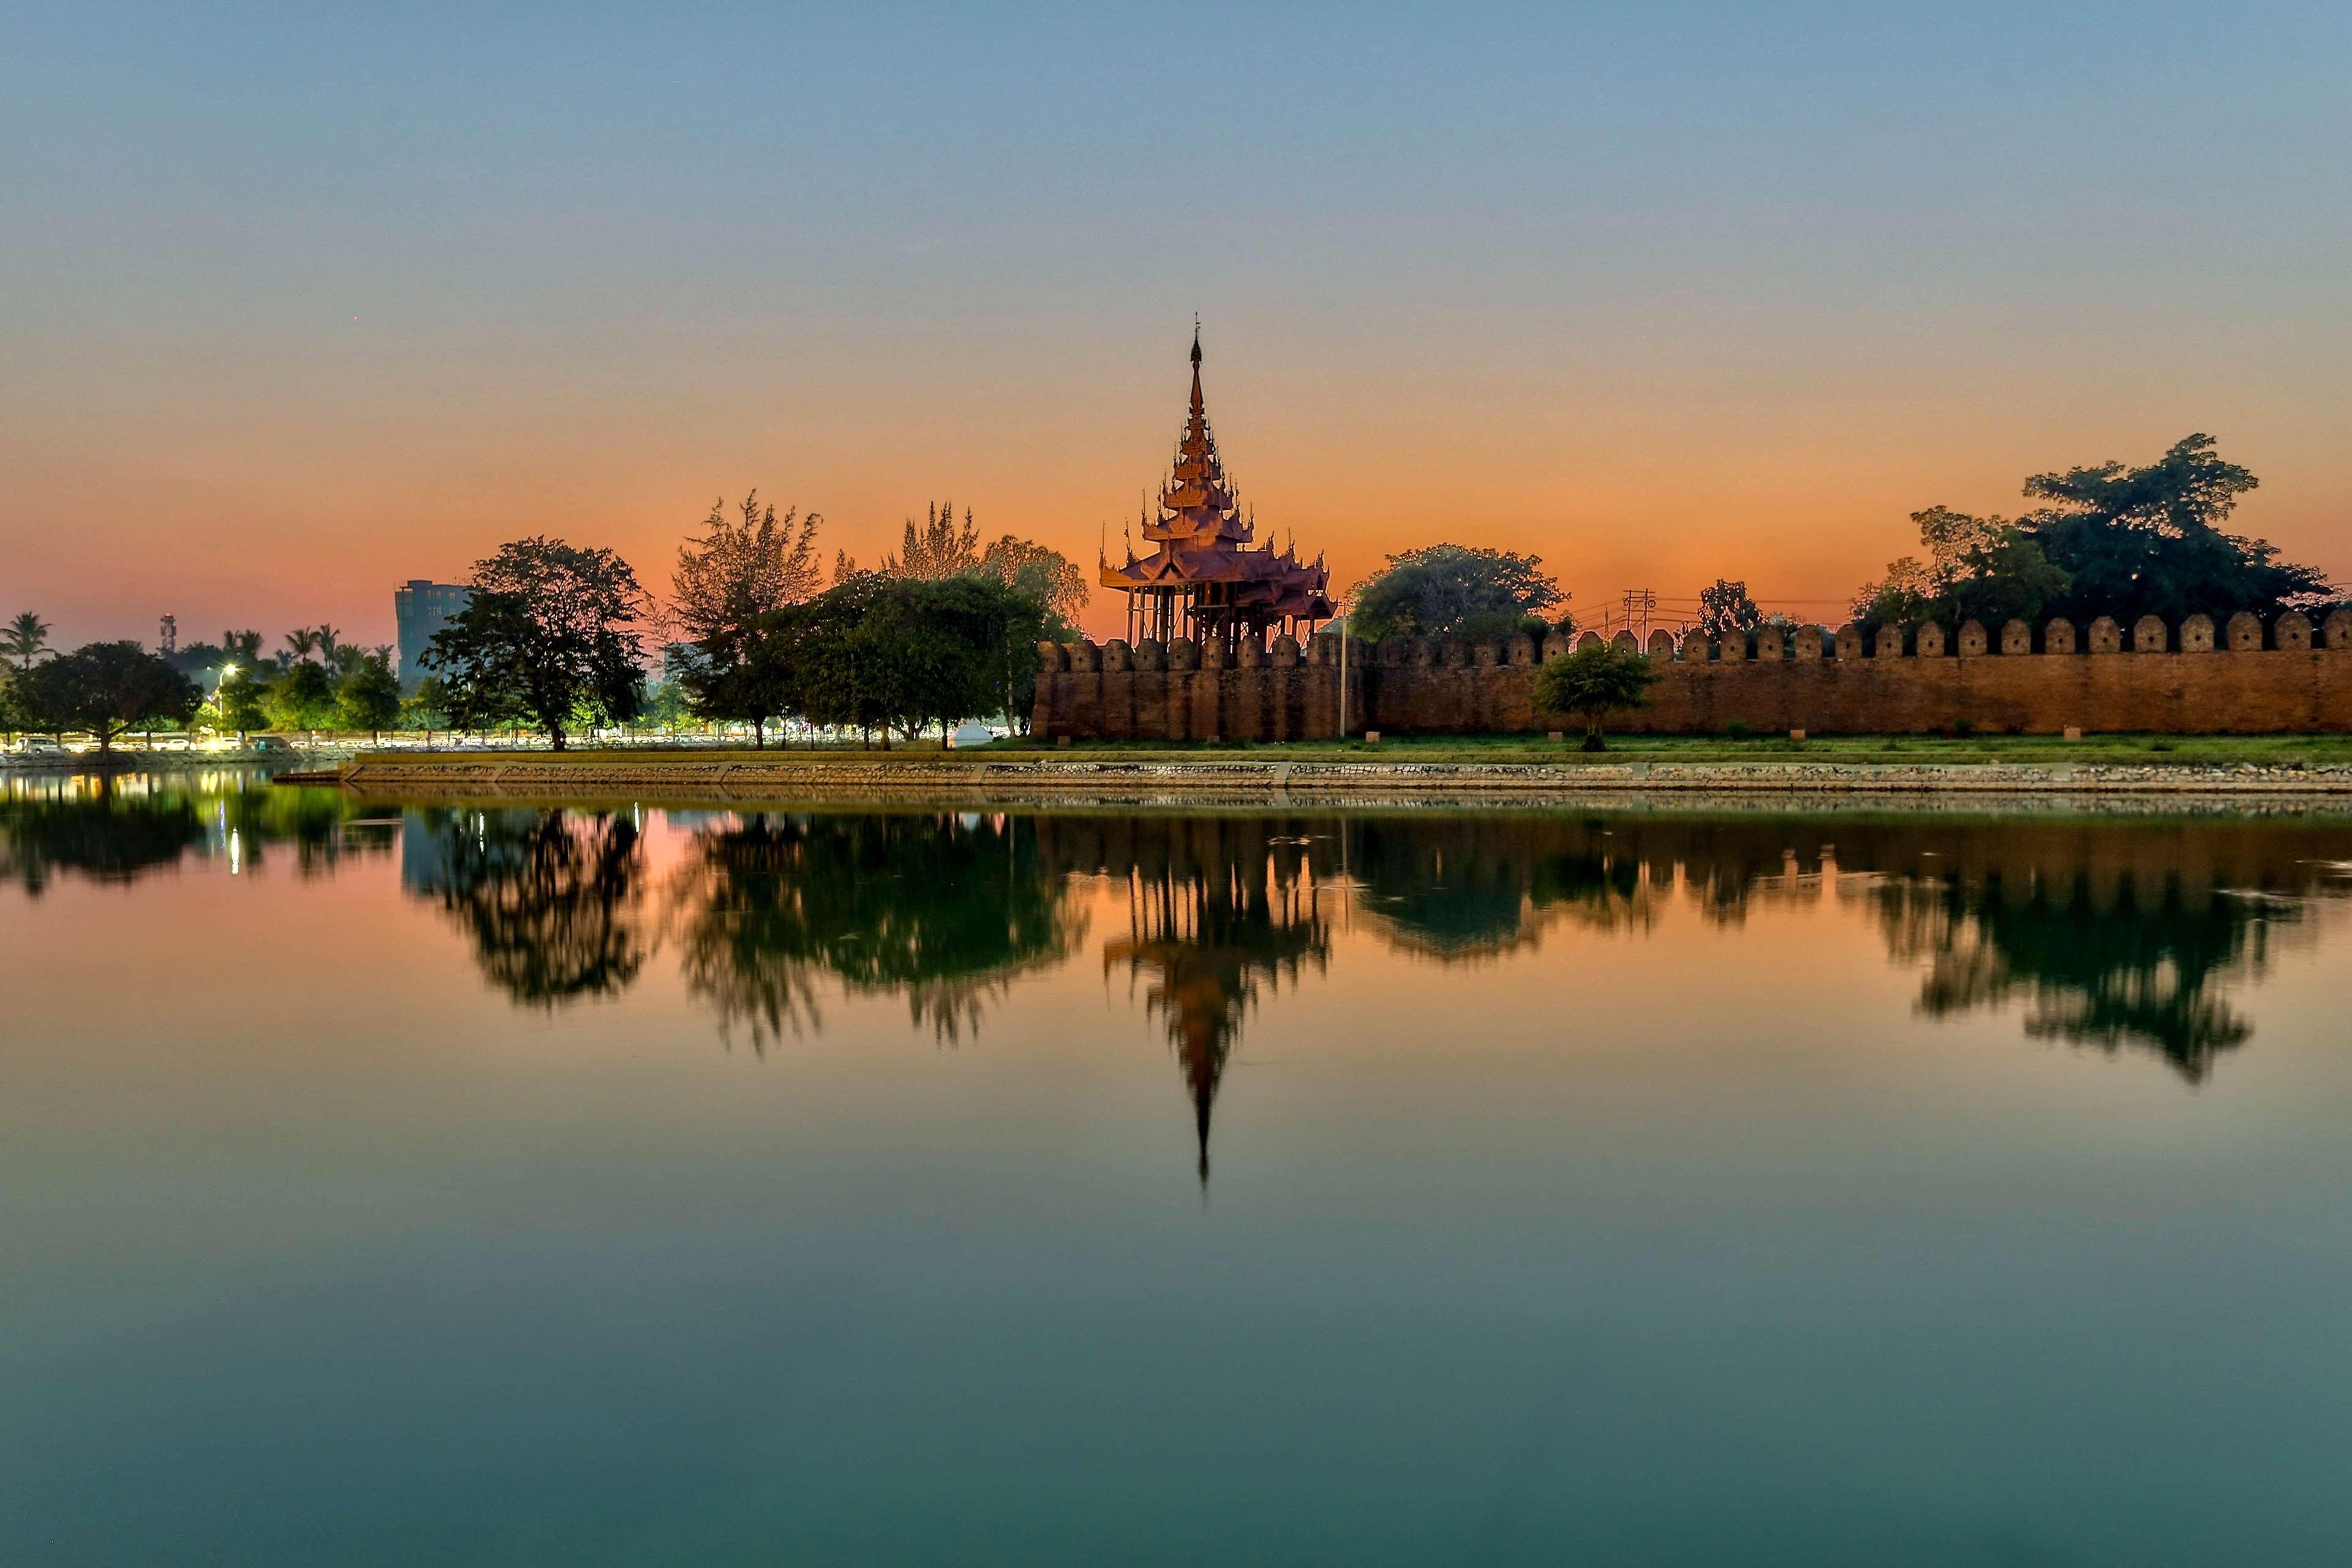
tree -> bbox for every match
[1695,579,1763,639]
[752,575,1041,748]
[265,660,339,734]
[423,537,651,750]
[880,500,981,579]
[1349,543,1566,641]
[1532,644,1660,752]
[2019,434,2330,623]
[4,612,50,673]
[671,492,824,747]
[1852,505,2070,630]
[976,535,1088,628]
[282,627,320,665]
[401,676,453,744]
[16,642,201,756]
[216,667,271,739]
[337,653,402,741]
[315,624,345,668]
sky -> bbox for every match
[6,1,2350,649]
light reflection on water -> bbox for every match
[4,773,2351,1564]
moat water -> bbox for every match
[6,772,2351,1566]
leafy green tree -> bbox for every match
[266,660,339,733]
[217,668,271,739]
[337,653,403,741]
[423,537,651,750]
[1852,505,2070,630]
[1349,543,1566,641]
[2020,434,2329,622]
[15,642,202,756]
[671,492,824,747]
[977,535,1088,627]
[1696,579,1763,639]
[4,612,51,673]
[745,575,1039,748]
[1532,644,1660,752]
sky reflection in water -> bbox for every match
[5,774,2351,1565]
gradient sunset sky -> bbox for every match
[7,2,2349,649]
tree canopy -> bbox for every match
[1852,506,2070,630]
[1854,435,2332,630]
[1695,579,1763,639]
[1349,544,1567,641]
[1531,644,1659,751]
[423,537,650,750]
[670,492,825,745]
[15,642,202,753]
[880,500,981,579]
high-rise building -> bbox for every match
[394,579,471,692]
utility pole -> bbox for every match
[1620,589,1656,643]
[1337,600,1351,739]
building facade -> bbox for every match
[394,579,471,692]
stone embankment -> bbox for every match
[314,754,2352,802]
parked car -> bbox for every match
[12,736,64,756]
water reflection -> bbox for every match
[674,813,1085,1049]
[1877,873,2274,1081]
[404,808,654,1007]
[0,771,390,892]
[7,777,2344,1106]
[1065,819,1331,1182]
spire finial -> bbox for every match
[1191,313,1202,365]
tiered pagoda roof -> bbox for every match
[1099,330,1333,637]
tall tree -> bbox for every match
[265,661,339,734]
[976,535,1088,628]
[282,627,320,665]
[880,500,981,579]
[2020,434,2329,622]
[336,652,403,741]
[671,492,824,747]
[1695,579,1763,639]
[423,537,651,750]
[1349,544,1566,641]
[16,642,202,756]
[1852,505,2070,630]
[4,611,50,673]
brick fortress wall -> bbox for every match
[1032,609,2352,740]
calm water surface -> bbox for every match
[6,772,2352,1565]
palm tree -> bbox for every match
[316,624,344,665]
[283,627,320,664]
[4,611,50,673]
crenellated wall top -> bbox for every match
[1039,610,2346,677]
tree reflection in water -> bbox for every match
[0,773,391,894]
[1875,871,2281,1082]
[673,812,1084,1052]
[407,808,654,1008]
[0,782,202,894]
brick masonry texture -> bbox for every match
[1033,611,2352,740]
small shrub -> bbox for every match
[1722,720,1751,741]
